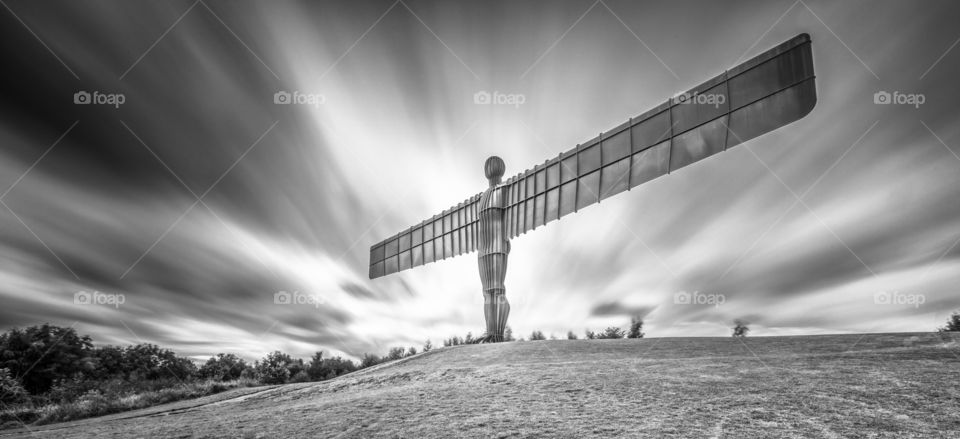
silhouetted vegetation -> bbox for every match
[567,331,578,340]
[939,311,960,333]
[627,317,645,339]
[732,320,750,337]
[198,353,248,381]
[597,327,626,339]
[0,324,424,429]
[530,330,546,341]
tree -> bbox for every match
[732,320,750,337]
[423,340,433,352]
[123,343,196,381]
[939,311,960,333]
[585,330,596,340]
[0,368,26,404]
[256,351,292,384]
[91,345,126,379]
[530,330,546,341]
[199,353,248,381]
[504,326,515,342]
[567,331,578,340]
[286,358,306,378]
[407,346,418,357]
[310,353,356,379]
[360,353,382,369]
[0,324,93,394]
[598,327,625,339]
[627,317,645,339]
[465,332,475,344]
[387,347,405,361]
[307,351,326,380]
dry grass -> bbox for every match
[0,378,262,429]
[3,332,958,438]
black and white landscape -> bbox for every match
[1,1,958,437]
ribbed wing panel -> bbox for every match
[371,33,816,278]
[503,33,816,239]
[369,193,481,279]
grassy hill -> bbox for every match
[3,333,958,438]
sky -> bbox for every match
[1,0,959,362]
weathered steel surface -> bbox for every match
[476,157,510,341]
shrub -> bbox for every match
[256,351,292,384]
[530,330,546,341]
[289,371,311,383]
[387,347,405,361]
[567,331,578,340]
[286,358,306,378]
[0,368,26,404]
[0,324,93,394]
[122,344,196,381]
[939,311,960,333]
[360,354,382,369]
[732,320,750,337]
[597,327,625,339]
[198,353,248,381]
[423,340,433,352]
[504,327,514,342]
[585,330,596,340]
[627,317,645,339]
[407,347,418,357]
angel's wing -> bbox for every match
[502,33,815,238]
[370,33,816,279]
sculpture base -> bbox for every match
[473,333,504,344]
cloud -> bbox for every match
[590,301,655,318]
[1,0,959,362]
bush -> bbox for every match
[585,330,596,340]
[122,344,196,381]
[504,327,515,342]
[0,324,93,394]
[308,353,357,379]
[289,371,311,383]
[627,317,645,339]
[0,368,26,404]
[566,331,578,340]
[360,354,382,369]
[198,353,248,381]
[597,327,625,339]
[256,351,292,384]
[939,311,960,332]
[387,347,405,361]
[423,340,433,352]
[530,330,546,341]
[732,320,750,337]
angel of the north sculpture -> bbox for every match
[369,33,817,343]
